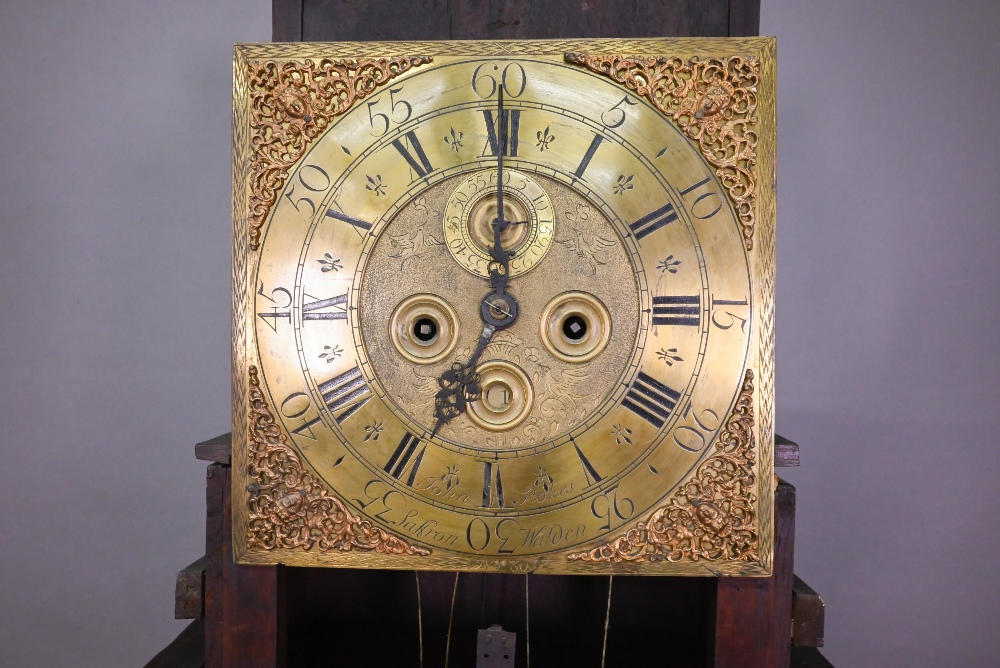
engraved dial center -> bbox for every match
[359,172,640,450]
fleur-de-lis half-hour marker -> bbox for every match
[656,255,682,274]
[534,467,554,492]
[611,424,633,446]
[613,174,634,195]
[536,126,555,151]
[363,420,384,442]
[444,127,463,151]
[319,344,343,363]
[656,348,683,366]
[317,253,343,272]
[441,465,460,490]
[365,173,386,196]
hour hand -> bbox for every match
[430,325,495,437]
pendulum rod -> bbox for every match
[415,571,424,668]
[525,574,531,668]
[444,572,461,668]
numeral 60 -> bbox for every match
[471,63,527,99]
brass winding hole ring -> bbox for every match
[538,291,613,363]
[388,294,460,365]
[467,361,534,432]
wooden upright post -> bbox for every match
[205,464,287,668]
[711,480,796,668]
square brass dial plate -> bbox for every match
[232,37,775,576]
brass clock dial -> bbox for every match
[233,38,776,576]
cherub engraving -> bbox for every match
[386,196,444,271]
[554,203,617,274]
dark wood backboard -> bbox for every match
[273,0,760,42]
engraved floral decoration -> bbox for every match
[568,370,758,563]
[245,366,431,555]
[246,56,431,249]
[565,52,759,249]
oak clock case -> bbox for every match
[233,38,776,576]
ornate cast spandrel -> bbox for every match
[232,38,775,575]
[246,365,431,556]
[245,56,432,250]
[565,52,760,250]
[568,370,758,563]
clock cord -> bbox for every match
[525,574,531,668]
[415,571,424,668]
[444,572,460,668]
[601,575,614,668]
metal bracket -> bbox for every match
[476,624,516,668]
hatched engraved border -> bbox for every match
[244,55,431,250]
[232,38,775,574]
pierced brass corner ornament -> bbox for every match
[568,370,758,563]
[232,38,775,575]
[246,56,432,250]
[246,366,431,555]
[565,52,760,250]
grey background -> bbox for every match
[0,0,997,666]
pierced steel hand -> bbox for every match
[431,325,494,437]
[482,86,519,329]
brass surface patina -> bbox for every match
[233,38,775,575]
[568,370,757,563]
[246,366,431,555]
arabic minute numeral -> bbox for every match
[367,86,412,137]
[471,62,527,99]
[601,95,638,129]
[679,176,724,219]
[590,485,634,531]
[281,164,332,217]
[466,518,491,551]
[711,296,750,331]
[279,392,322,441]
[672,405,721,452]
[255,283,292,332]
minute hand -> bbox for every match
[489,86,513,297]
